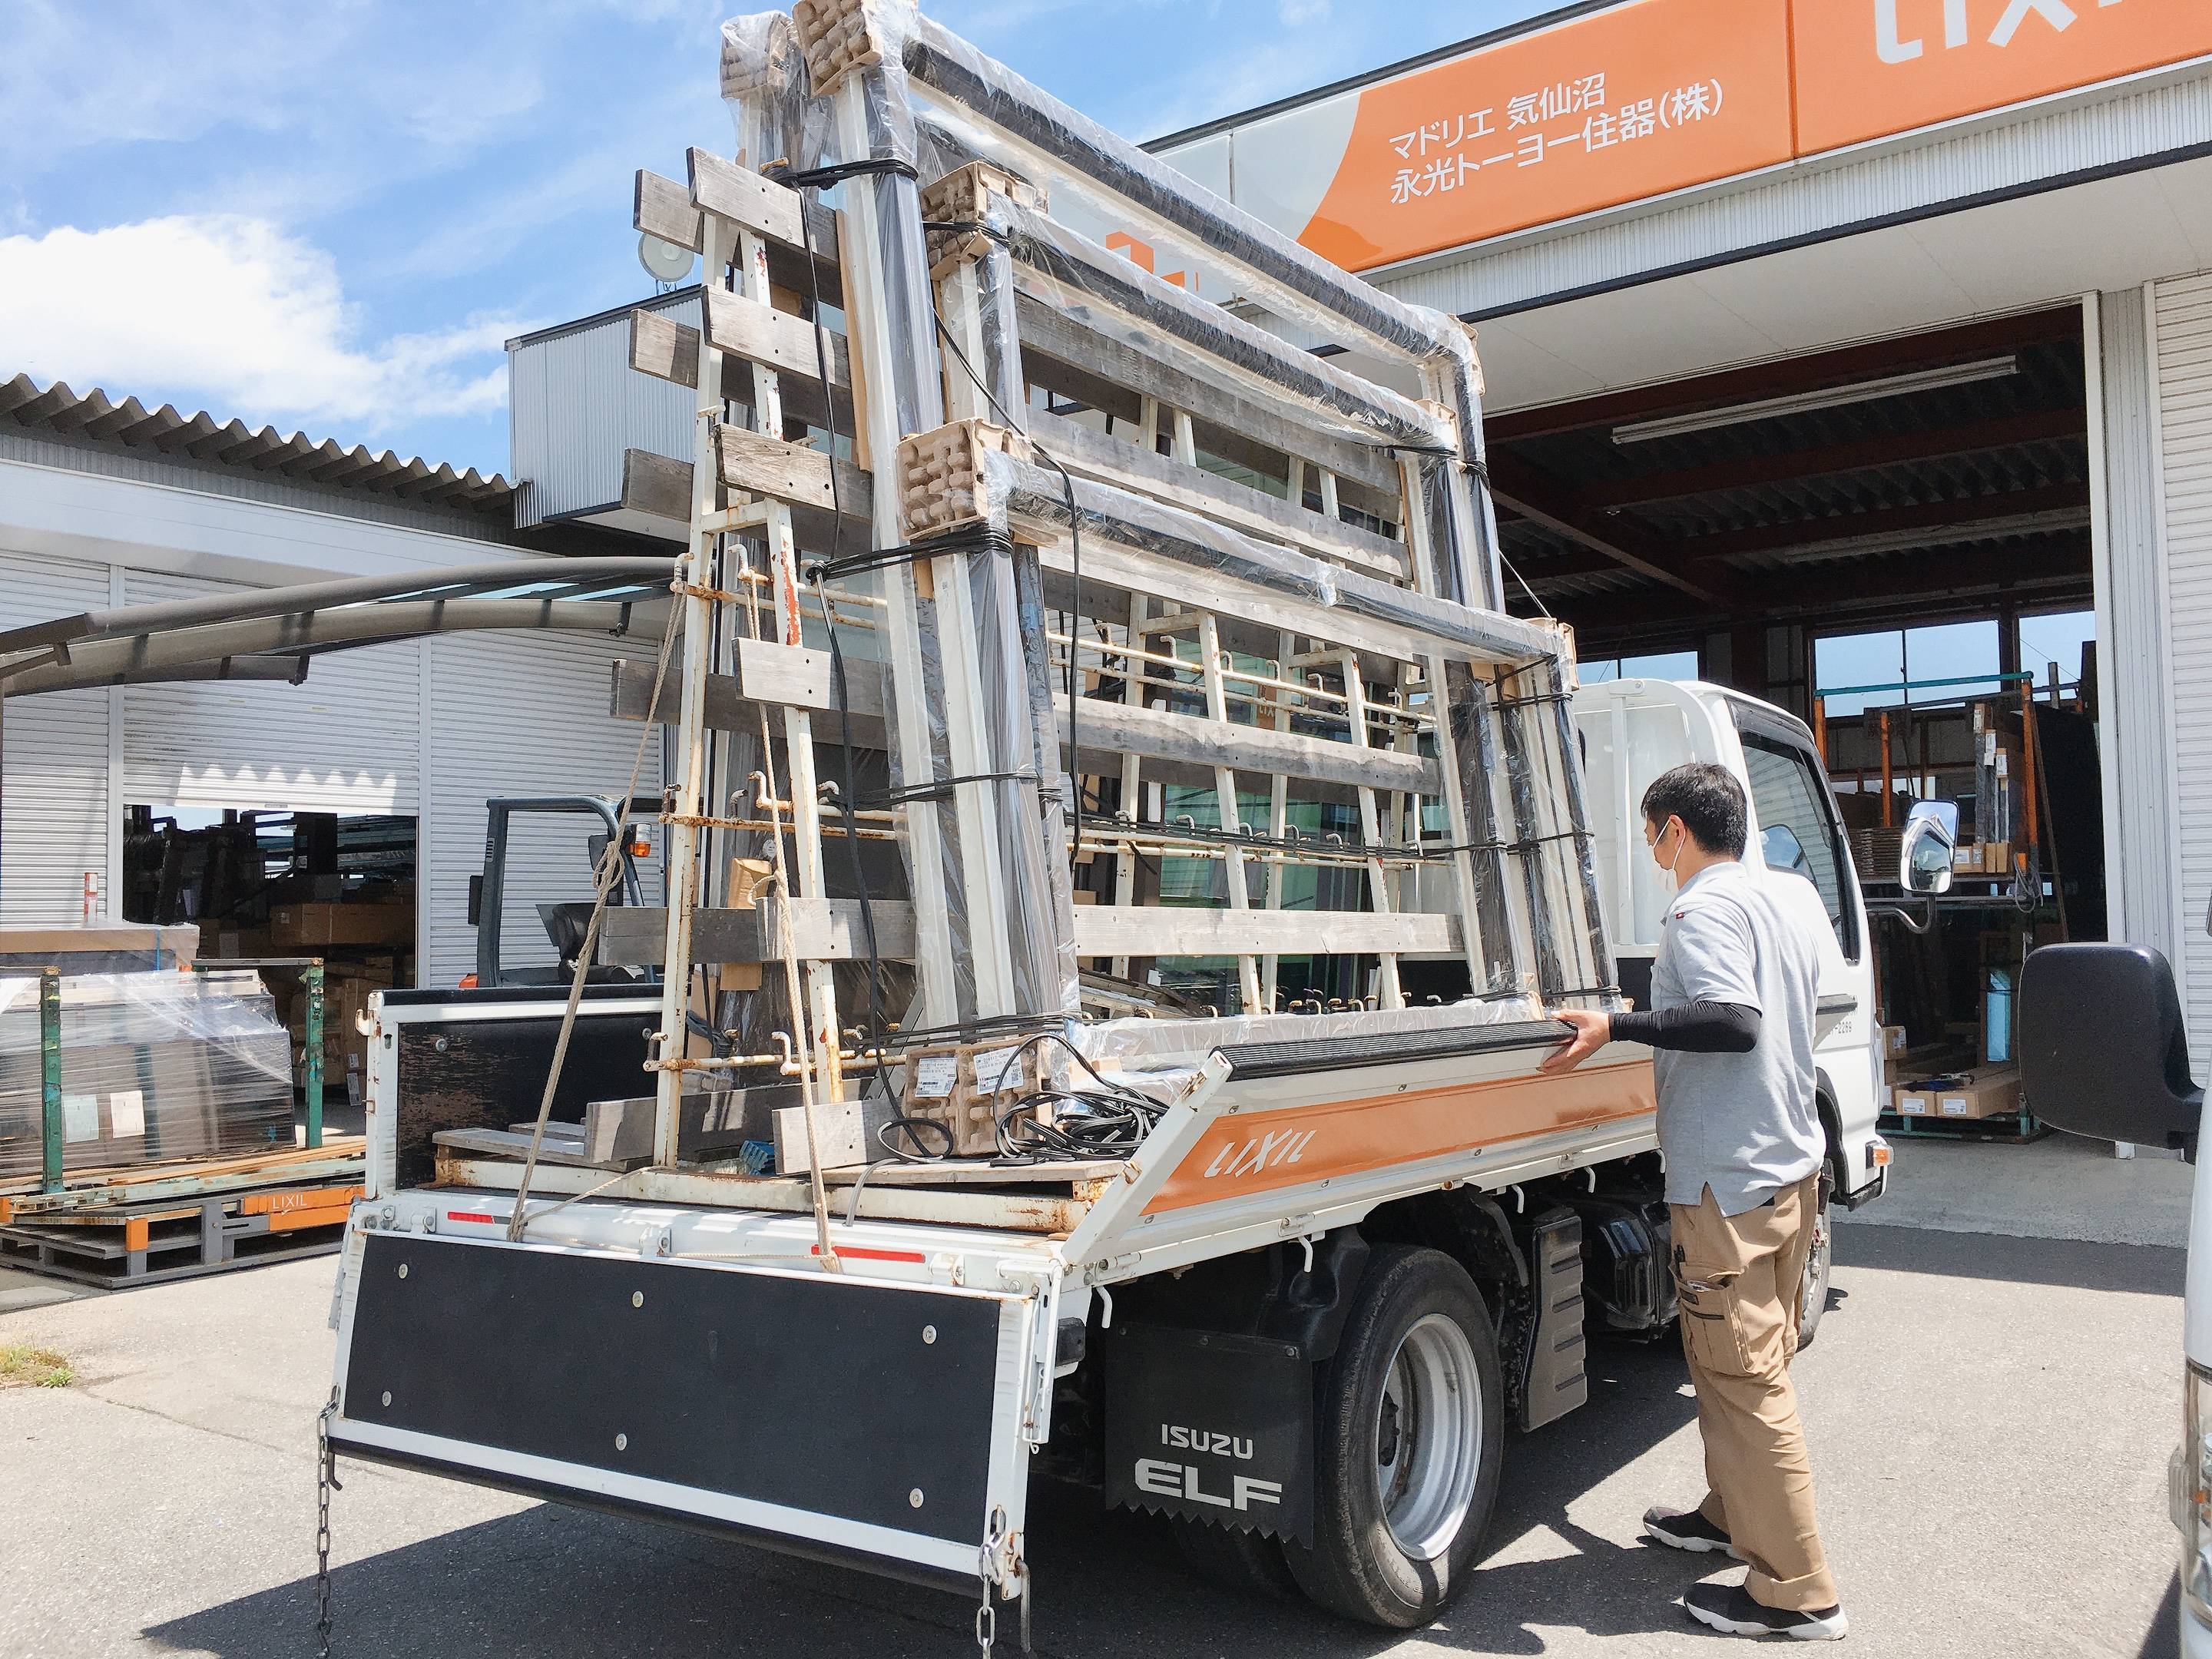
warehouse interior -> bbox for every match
[1486,301,2099,1131]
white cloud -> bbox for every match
[1279,0,1333,21]
[0,216,520,435]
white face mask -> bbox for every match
[1653,820,1687,892]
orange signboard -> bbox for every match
[1298,0,1796,271]
[1793,0,2212,154]
[1164,0,2212,272]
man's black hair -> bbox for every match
[1642,763,1747,858]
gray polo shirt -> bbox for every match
[1648,859,1824,1216]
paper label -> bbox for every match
[62,1093,101,1143]
[972,1048,1030,1095]
[108,1088,146,1138]
[1899,1096,1929,1115]
[1939,1095,1970,1117]
[909,1055,959,1098]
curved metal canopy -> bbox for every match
[0,556,677,697]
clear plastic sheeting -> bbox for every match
[0,969,293,1184]
[977,446,1560,668]
[1075,995,1549,1086]
[980,194,1451,455]
[720,13,816,174]
[886,2,1470,369]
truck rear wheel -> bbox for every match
[1793,1184,1833,1351]
[1283,1245,1502,1628]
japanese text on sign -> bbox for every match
[1388,72,1724,205]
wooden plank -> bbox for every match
[630,307,846,429]
[599,898,919,965]
[716,425,874,517]
[1058,685,1437,796]
[687,147,805,250]
[703,286,851,388]
[1015,295,1400,496]
[1071,906,1455,959]
[630,306,700,389]
[621,447,697,522]
[608,657,889,749]
[1030,409,1406,581]
[634,169,702,253]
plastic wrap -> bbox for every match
[885,3,1467,369]
[979,192,1450,454]
[1073,995,1548,1095]
[940,233,1083,1017]
[977,446,1558,668]
[720,14,816,174]
[0,969,293,1183]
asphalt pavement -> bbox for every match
[0,1138,2186,1658]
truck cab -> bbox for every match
[1575,677,1892,1225]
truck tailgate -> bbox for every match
[329,1229,1036,1591]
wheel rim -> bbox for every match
[1800,1201,1831,1323]
[1373,1312,1482,1559]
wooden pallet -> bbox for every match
[0,1177,359,1287]
[0,1137,366,1221]
[1879,1109,2050,1144]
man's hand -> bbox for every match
[1540,1007,1612,1074]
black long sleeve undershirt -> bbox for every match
[1608,1000,1761,1054]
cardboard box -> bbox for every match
[1896,1065,2021,1121]
[1879,1025,1908,1057]
[1982,840,2012,877]
[268,902,412,948]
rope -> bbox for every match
[506,611,680,1243]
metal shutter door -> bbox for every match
[420,631,664,987]
[0,554,110,924]
[121,571,422,813]
[2158,272,2212,1076]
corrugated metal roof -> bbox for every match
[0,373,512,512]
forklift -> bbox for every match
[464,796,659,989]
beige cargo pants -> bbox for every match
[1671,1174,1839,1612]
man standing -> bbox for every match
[1541,761,1846,1641]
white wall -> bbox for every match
[418,631,665,988]
[2157,272,2212,1076]
[0,551,110,925]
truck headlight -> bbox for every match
[2185,1363,2212,1624]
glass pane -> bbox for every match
[2018,608,2095,695]
[1620,649,1700,682]
[1740,735,1849,953]
[1814,629,1905,718]
[1902,619,2002,706]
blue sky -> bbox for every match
[0,0,1561,481]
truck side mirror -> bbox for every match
[1899,800,1957,896]
[2018,944,2203,1155]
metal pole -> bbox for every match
[40,966,62,1193]
[303,959,325,1151]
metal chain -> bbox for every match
[315,1386,342,1657]
[975,1505,1008,1654]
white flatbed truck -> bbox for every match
[327,677,1894,1633]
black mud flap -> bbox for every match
[330,1233,1028,1591]
[1102,1323,1314,1543]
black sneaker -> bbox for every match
[1683,1581,1849,1641]
[1642,1505,1740,1558]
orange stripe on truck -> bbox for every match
[1144,1060,1655,1214]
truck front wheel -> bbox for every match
[1283,1245,1503,1628]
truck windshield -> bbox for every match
[1740,732,1859,963]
